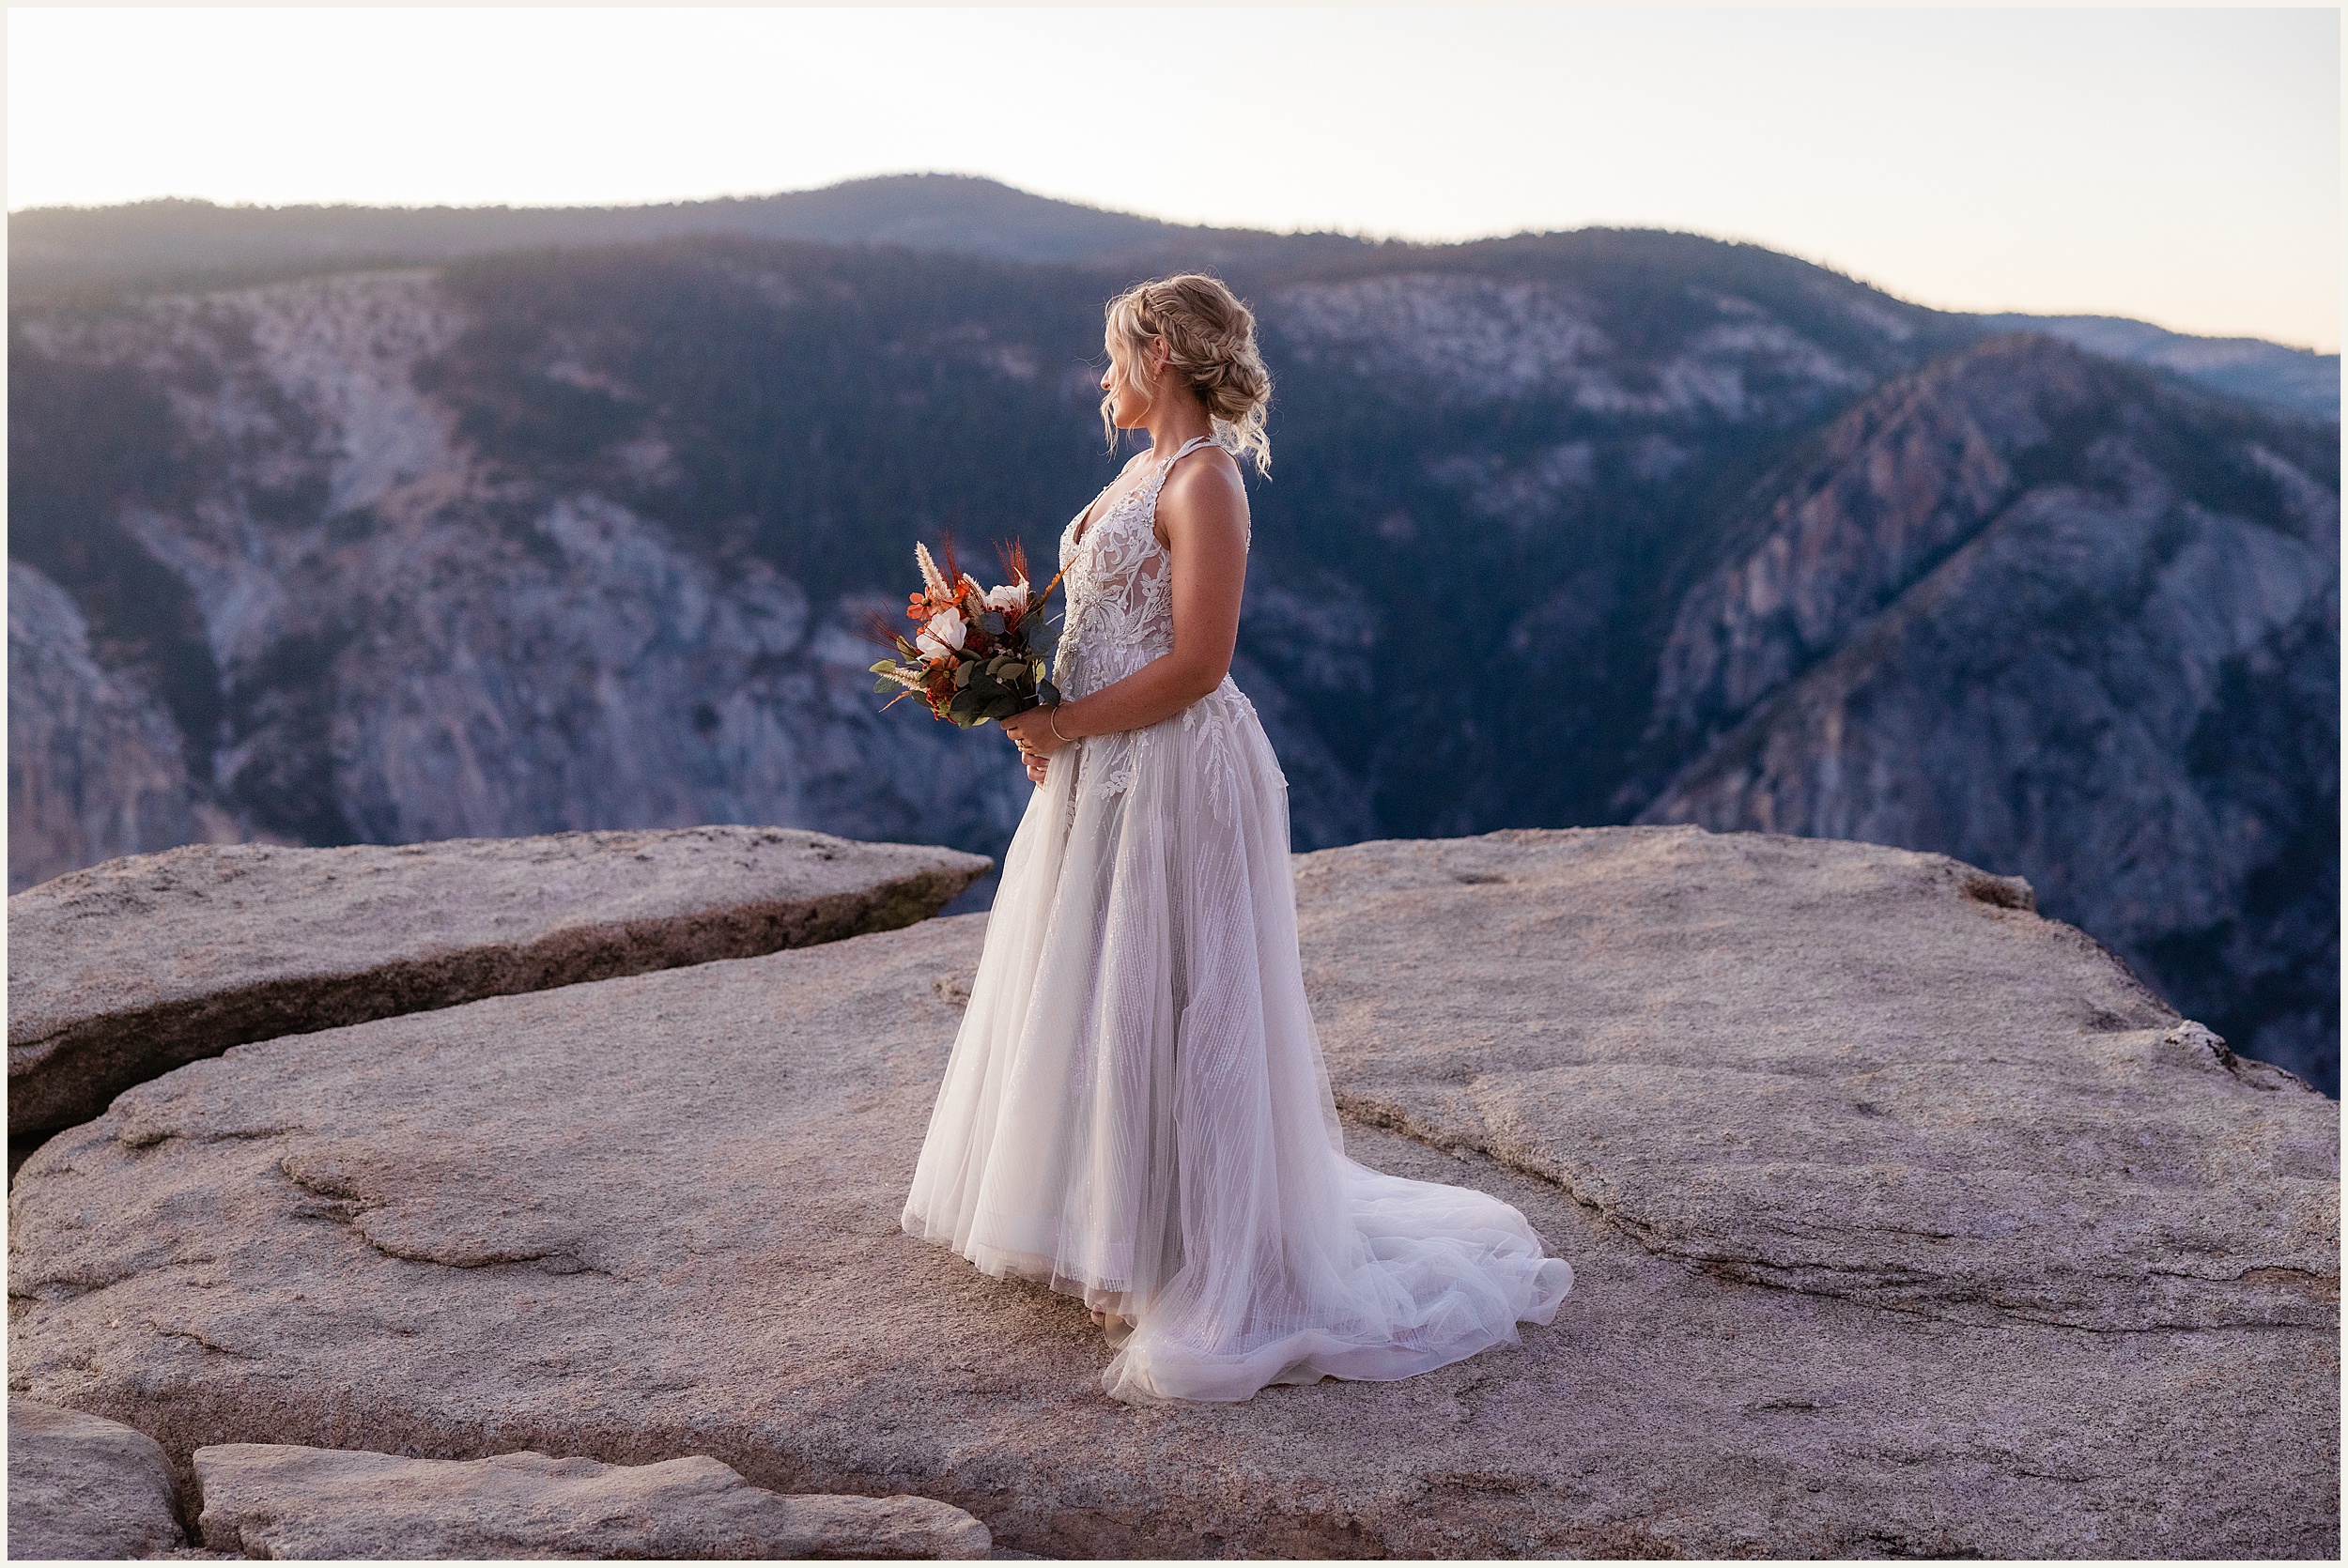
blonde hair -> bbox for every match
[1100,273,1274,476]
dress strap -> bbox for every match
[1155,433,1220,474]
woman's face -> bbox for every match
[1100,332,1160,429]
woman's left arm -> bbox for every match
[1002,456,1250,759]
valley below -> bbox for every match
[9,177,2339,1091]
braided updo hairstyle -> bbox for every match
[1101,273,1274,476]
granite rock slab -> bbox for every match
[8,1396,188,1559]
[192,1442,989,1560]
[1294,827,2337,1332]
[8,826,2337,1557]
[8,826,991,1138]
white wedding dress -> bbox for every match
[900,434,1573,1404]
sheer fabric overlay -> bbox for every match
[900,436,1573,1404]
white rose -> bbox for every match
[915,606,967,661]
[983,580,1030,614]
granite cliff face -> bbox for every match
[10,222,2338,1087]
[8,232,1954,880]
[1633,336,2339,1087]
[9,269,1038,875]
[8,562,213,889]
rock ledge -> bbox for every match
[193,1443,991,1559]
[7,1397,187,1559]
[8,825,991,1138]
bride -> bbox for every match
[899,273,1572,1405]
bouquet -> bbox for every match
[865,536,1066,728]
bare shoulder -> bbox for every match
[1156,445,1249,546]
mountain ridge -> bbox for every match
[12,174,2335,420]
[6,174,1356,302]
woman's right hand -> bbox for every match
[1004,705,1065,789]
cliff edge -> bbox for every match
[8,825,2336,1558]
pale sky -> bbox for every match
[8,6,2340,350]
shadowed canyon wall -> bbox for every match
[10,200,2337,1088]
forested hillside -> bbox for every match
[10,209,2336,1088]
[18,176,2334,421]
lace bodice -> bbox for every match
[1055,436,1240,690]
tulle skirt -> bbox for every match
[899,657,1572,1405]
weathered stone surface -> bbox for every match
[8,826,990,1139]
[1298,828,2338,1333]
[9,827,2337,1558]
[192,1443,989,1560]
[8,1396,187,1559]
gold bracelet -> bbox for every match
[1048,705,1072,744]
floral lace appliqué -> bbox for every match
[1058,485,1177,674]
[1054,438,1270,827]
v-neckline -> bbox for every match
[1071,470,1151,551]
[1071,435,1217,549]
